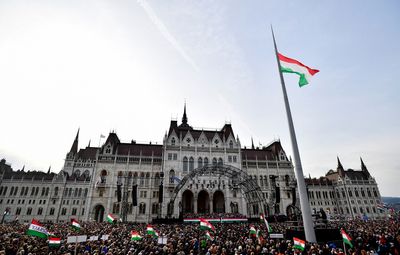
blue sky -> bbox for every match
[0,0,399,196]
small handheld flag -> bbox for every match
[106,214,115,223]
[341,229,353,248]
[293,237,306,251]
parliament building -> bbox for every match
[0,106,385,223]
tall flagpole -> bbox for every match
[271,26,317,243]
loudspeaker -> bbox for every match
[132,185,137,206]
[292,187,296,205]
[158,184,163,203]
[117,185,122,202]
[275,186,280,203]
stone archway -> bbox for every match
[168,164,268,218]
[182,190,194,213]
[197,190,210,214]
[213,190,225,213]
[94,204,105,222]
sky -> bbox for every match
[0,0,399,196]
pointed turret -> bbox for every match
[360,157,370,177]
[182,102,188,125]
[337,156,345,177]
[47,166,51,174]
[70,128,80,154]
[178,102,192,129]
[88,140,91,148]
[251,137,255,149]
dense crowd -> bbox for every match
[183,213,247,219]
[0,217,399,255]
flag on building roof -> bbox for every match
[250,226,257,237]
[147,224,156,236]
[278,53,319,87]
[199,219,215,232]
[293,237,306,251]
[70,218,81,231]
[26,219,48,239]
[260,214,272,233]
[205,231,214,241]
[131,231,142,241]
[106,214,115,223]
[48,237,61,247]
[341,229,353,248]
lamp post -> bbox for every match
[117,173,132,223]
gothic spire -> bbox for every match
[251,137,255,149]
[182,102,188,125]
[70,128,80,154]
[337,156,345,177]
[360,157,370,176]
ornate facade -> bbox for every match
[0,107,384,223]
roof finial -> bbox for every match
[182,100,188,125]
[88,140,91,147]
[69,128,80,154]
[337,156,345,177]
[360,157,370,176]
[251,137,255,149]
[47,166,51,174]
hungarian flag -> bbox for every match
[293,237,306,251]
[131,231,142,241]
[278,53,319,87]
[147,224,156,236]
[205,231,214,241]
[70,218,81,231]
[106,214,115,223]
[153,230,159,239]
[26,219,48,239]
[249,226,257,237]
[257,229,264,245]
[260,214,272,233]
[48,237,61,247]
[341,229,353,248]
[199,219,215,232]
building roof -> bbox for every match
[241,140,284,161]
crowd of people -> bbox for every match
[0,217,399,255]
[182,213,247,219]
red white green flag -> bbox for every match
[70,218,81,231]
[48,237,61,247]
[131,231,142,241]
[278,53,319,87]
[146,224,156,235]
[106,214,115,223]
[205,231,214,241]
[26,219,48,239]
[260,214,272,233]
[249,226,257,237]
[293,237,306,251]
[199,219,215,232]
[341,229,353,248]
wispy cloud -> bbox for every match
[137,0,199,72]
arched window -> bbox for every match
[74,188,78,197]
[27,207,32,215]
[74,170,81,178]
[14,187,19,196]
[152,203,159,214]
[84,188,88,197]
[183,157,188,172]
[373,188,378,197]
[54,187,59,196]
[229,140,233,149]
[285,175,290,187]
[171,137,176,146]
[133,172,138,185]
[20,187,24,196]
[45,187,49,196]
[218,158,223,165]
[145,173,150,187]
[212,158,217,166]
[204,157,209,166]
[169,170,175,184]
[100,170,107,184]
[38,207,43,215]
[24,187,28,196]
[139,203,146,214]
[198,157,203,168]
[348,189,353,197]
[189,157,194,171]
[78,188,82,197]
[140,173,145,186]
[154,173,160,186]
[41,187,45,196]
[361,188,365,197]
